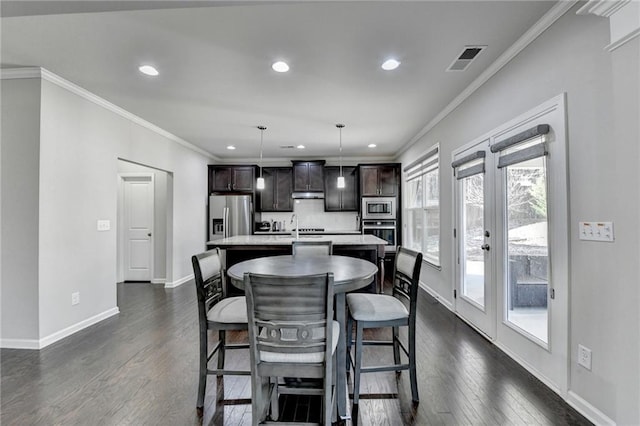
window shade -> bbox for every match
[405,146,438,181]
[491,124,549,168]
[451,150,485,180]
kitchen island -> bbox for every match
[207,234,387,293]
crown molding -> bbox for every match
[396,1,577,159]
[1,67,219,161]
[577,0,640,51]
[576,0,630,17]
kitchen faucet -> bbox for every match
[291,214,299,239]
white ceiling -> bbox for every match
[1,1,555,162]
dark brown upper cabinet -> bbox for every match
[359,164,399,197]
[292,160,325,192]
[324,166,358,212]
[257,167,293,212]
[209,165,257,193]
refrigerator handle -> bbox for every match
[223,207,229,238]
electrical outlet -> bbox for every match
[578,344,592,370]
[71,292,80,306]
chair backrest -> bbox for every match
[192,249,225,321]
[392,246,423,313]
[291,240,333,256]
[244,272,335,365]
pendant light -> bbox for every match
[336,123,345,189]
[256,125,267,190]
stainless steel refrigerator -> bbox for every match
[208,194,252,241]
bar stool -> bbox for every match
[346,246,423,405]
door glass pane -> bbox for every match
[505,156,549,343]
[462,174,485,307]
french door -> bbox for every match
[453,140,495,338]
[453,94,568,394]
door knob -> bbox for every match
[147,233,152,237]
[481,243,490,251]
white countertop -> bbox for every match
[207,234,387,246]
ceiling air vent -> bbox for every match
[447,45,486,72]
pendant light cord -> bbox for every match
[337,123,345,177]
[258,125,266,177]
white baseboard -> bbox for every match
[1,307,120,350]
[419,281,454,311]
[151,278,166,285]
[165,274,193,288]
[566,390,616,426]
[0,337,41,350]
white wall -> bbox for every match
[398,9,639,425]
[0,78,41,343]
[1,72,211,347]
[36,77,210,339]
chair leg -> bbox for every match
[352,321,364,405]
[346,314,353,372]
[197,328,208,413]
[217,330,226,371]
[392,325,401,370]
[408,321,419,403]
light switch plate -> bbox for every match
[97,219,111,231]
[579,221,614,242]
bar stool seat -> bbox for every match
[346,294,408,322]
[206,296,248,323]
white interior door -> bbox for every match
[453,140,495,338]
[123,175,154,281]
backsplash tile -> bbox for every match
[258,199,359,231]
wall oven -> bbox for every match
[362,197,396,220]
[362,219,397,253]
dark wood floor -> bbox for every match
[1,280,591,425]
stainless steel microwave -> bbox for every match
[362,197,396,220]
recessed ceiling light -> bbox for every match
[272,61,290,73]
[226,145,236,150]
[368,143,377,148]
[381,59,400,71]
[138,65,159,76]
[296,145,305,149]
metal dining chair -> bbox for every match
[346,246,423,405]
[191,248,250,416]
[291,240,333,256]
[244,272,338,426]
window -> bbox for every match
[404,145,439,266]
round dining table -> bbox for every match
[227,254,378,420]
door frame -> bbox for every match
[117,173,155,283]
[451,94,569,396]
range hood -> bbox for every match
[291,191,325,199]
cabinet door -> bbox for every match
[274,168,293,211]
[378,166,397,196]
[211,167,232,192]
[360,166,380,196]
[324,166,358,211]
[324,167,342,211]
[258,169,276,211]
[232,166,255,192]
[341,167,358,211]
[308,163,325,191]
[293,163,309,192]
